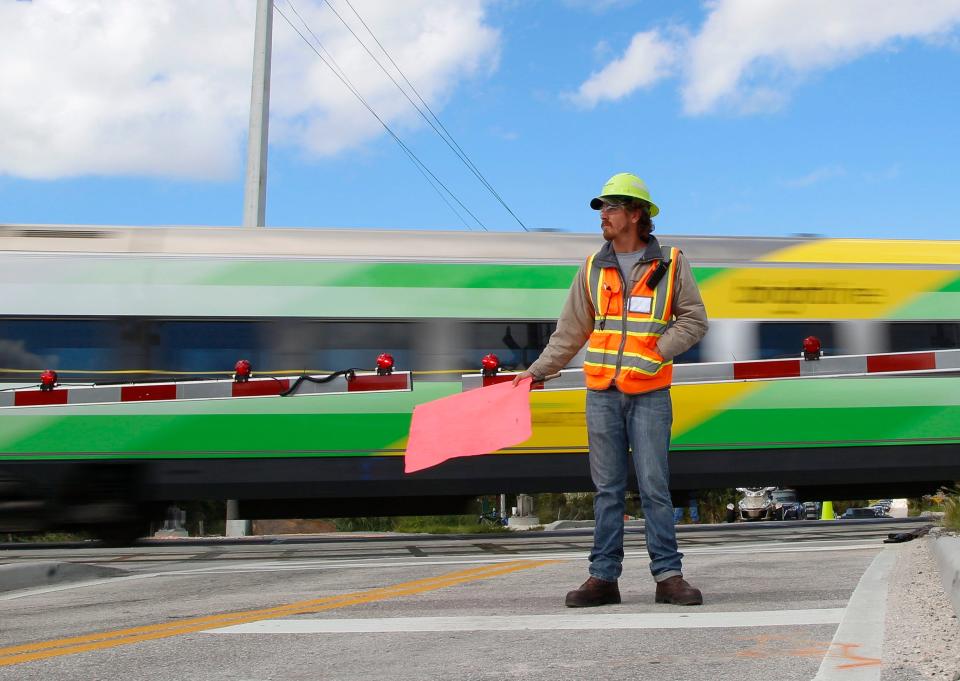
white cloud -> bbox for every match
[782,164,846,188]
[682,0,960,114]
[863,164,901,183]
[490,126,519,141]
[572,1,960,114]
[0,0,499,180]
[570,30,679,107]
[562,0,640,13]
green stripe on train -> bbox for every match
[673,377,960,449]
[673,406,960,449]
[890,273,960,318]
[0,414,410,456]
[937,274,960,293]
[202,262,580,288]
[1,378,957,460]
[10,258,725,290]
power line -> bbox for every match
[276,2,486,231]
[278,2,478,231]
[324,0,529,232]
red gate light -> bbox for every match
[802,336,822,361]
[481,353,500,377]
[376,353,395,376]
[234,359,252,382]
[40,369,58,392]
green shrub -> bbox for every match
[332,514,509,534]
[535,492,594,524]
[333,517,397,532]
[7,531,91,543]
[393,514,506,534]
[941,487,960,531]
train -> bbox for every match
[0,224,958,540]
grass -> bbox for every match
[942,488,960,531]
[394,515,509,534]
[333,514,510,534]
[4,531,91,543]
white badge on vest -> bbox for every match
[629,296,653,313]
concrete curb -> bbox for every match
[0,561,128,593]
[544,519,645,531]
[931,534,960,618]
[812,547,895,680]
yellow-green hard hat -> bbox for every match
[589,172,660,217]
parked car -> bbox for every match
[841,507,883,519]
[771,488,805,520]
[803,501,822,520]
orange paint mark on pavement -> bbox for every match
[733,634,880,669]
[831,642,881,669]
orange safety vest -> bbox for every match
[582,245,680,394]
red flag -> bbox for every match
[404,377,533,474]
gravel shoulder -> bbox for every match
[883,533,960,680]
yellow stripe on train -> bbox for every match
[381,381,768,456]
[758,239,960,265]
[700,267,955,319]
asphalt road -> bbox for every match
[0,519,937,681]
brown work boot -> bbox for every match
[565,576,620,608]
[655,576,703,605]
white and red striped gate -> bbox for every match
[461,348,960,391]
[0,371,412,408]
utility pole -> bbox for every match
[225,499,250,538]
[229,0,273,536]
[242,0,273,228]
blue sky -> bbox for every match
[1,0,959,239]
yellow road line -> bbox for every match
[0,559,554,667]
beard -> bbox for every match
[601,222,650,242]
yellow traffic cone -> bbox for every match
[820,501,834,520]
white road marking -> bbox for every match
[0,573,160,601]
[812,547,895,681]
[205,608,845,634]
[0,541,879,600]
[176,542,882,575]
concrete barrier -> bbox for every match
[543,519,646,531]
[932,534,960,618]
[0,561,128,593]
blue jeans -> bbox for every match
[586,387,683,582]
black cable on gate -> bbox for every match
[280,368,357,397]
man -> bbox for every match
[514,172,708,607]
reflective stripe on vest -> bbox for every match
[583,247,680,393]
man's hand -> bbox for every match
[512,370,535,387]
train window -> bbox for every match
[154,320,417,375]
[462,322,557,371]
[886,322,960,352]
[757,322,836,359]
[298,321,415,373]
[153,320,267,375]
[0,318,147,376]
